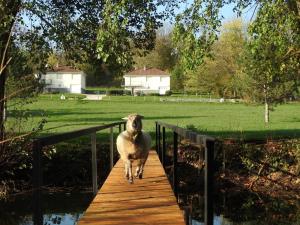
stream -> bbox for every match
[1,189,299,225]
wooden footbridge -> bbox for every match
[32,121,215,225]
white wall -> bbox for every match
[124,75,170,95]
[42,72,86,93]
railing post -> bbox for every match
[110,127,114,170]
[33,141,43,225]
[158,124,161,161]
[155,122,158,153]
[123,122,126,131]
[205,140,214,225]
[173,132,178,197]
[119,124,121,134]
[162,127,166,167]
[91,132,97,195]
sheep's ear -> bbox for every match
[122,117,128,120]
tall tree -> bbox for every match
[133,30,176,71]
[245,0,300,123]
[0,0,21,144]
[183,19,247,97]
[0,0,166,144]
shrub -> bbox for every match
[147,93,160,96]
[165,90,172,96]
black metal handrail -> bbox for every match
[155,121,216,225]
[32,121,126,225]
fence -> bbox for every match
[31,121,126,225]
[155,121,216,225]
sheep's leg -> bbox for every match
[125,160,133,184]
[135,160,142,178]
[135,159,146,179]
[124,162,129,179]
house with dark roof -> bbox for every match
[41,65,86,93]
[124,67,170,95]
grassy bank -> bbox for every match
[7,94,300,140]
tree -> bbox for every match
[133,30,176,71]
[0,0,166,145]
[183,19,247,97]
[96,0,164,75]
[245,1,300,123]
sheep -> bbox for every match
[116,114,151,184]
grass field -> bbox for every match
[8,94,300,140]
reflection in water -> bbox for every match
[0,192,93,225]
[1,189,299,225]
[43,213,82,225]
[181,190,300,225]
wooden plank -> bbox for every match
[78,151,185,225]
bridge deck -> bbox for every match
[77,151,185,225]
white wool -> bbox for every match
[116,114,151,183]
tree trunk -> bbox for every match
[263,84,269,124]
[0,1,21,150]
[264,101,269,124]
[0,37,8,146]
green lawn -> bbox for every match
[8,94,300,140]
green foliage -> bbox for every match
[172,0,223,72]
[171,64,185,91]
[245,0,300,105]
[96,0,164,75]
[182,19,248,97]
[133,30,176,71]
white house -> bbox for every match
[41,66,86,94]
[124,67,170,95]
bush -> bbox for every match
[123,90,132,96]
[135,91,144,96]
[106,89,125,96]
[146,93,160,96]
[165,90,172,96]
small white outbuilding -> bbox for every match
[123,67,171,95]
[41,66,86,94]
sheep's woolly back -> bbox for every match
[116,130,151,161]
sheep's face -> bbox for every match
[123,114,144,135]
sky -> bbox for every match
[168,1,257,23]
[220,2,257,22]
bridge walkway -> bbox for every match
[77,150,185,225]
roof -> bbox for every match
[125,68,170,76]
[46,65,84,74]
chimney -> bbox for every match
[143,65,146,71]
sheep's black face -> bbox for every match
[125,114,143,134]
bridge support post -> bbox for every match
[173,132,178,198]
[162,127,166,167]
[91,132,97,195]
[158,125,161,161]
[110,127,114,170]
[155,122,158,153]
[204,140,214,225]
[33,141,43,225]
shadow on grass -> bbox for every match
[47,115,209,124]
[7,109,132,118]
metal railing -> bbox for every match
[32,121,126,225]
[155,121,216,225]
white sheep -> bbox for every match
[116,114,151,183]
